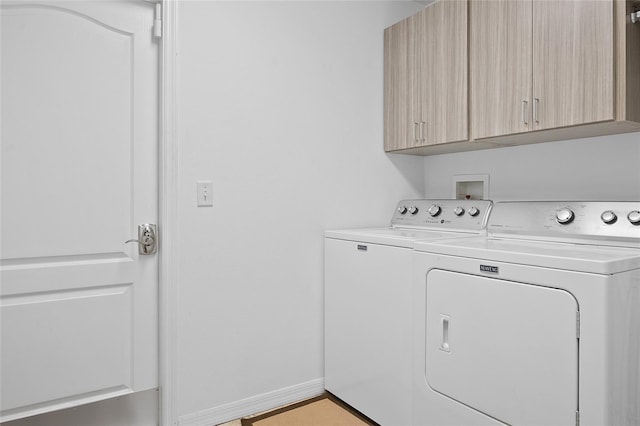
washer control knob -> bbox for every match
[427,204,441,217]
[600,210,617,224]
[454,206,465,216]
[397,206,408,215]
[628,210,640,225]
[408,206,419,215]
[468,206,480,217]
[556,208,575,224]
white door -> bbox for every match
[0,1,159,421]
[425,270,578,426]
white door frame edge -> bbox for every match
[159,0,179,425]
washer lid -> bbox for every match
[324,228,480,248]
[414,236,640,274]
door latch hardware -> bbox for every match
[125,223,158,255]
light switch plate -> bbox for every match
[197,181,213,207]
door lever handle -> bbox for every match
[125,224,157,255]
[125,236,154,246]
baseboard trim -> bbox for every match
[177,378,325,426]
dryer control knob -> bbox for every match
[601,210,617,224]
[628,210,640,225]
[427,204,441,217]
[397,206,408,215]
[408,206,419,215]
[468,206,480,217]
[556,208,575,224]
[454,206,465,216]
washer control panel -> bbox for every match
[489,202,640,247]
[392,199,493,231]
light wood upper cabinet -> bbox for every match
[385,0,639,155]
[384,17,412,151]
[471,0,635,141]
[620,0,640,125]
[384,0,468,151]
[423,0,468,146]
[470,0,532,139]
[532,0,614,130]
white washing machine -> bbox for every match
[412,201,640,426]
[325,199,493,426]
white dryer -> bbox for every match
[412,201,640,426]
[325,199,492,425]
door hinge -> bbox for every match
[153,3,162,38]
[576,410,580,426]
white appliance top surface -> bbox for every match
[324,227,481,248]
[414,236,640,274]
[325,199,493,248]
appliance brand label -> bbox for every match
[480,264,499,274]
[357,245,368,251]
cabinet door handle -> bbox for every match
[533,98,540,124]
[413,122,419,143]
[420,121,426,142]
[521,100,528,126]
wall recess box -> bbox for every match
[452,174,489,200]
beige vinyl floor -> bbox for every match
[217,399,296,426]
[216,395,369,426]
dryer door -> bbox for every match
[425,270,578,425]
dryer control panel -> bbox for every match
[392,199,493,232]
[488,201,640,247]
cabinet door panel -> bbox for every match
[533,0,614,130]
[384,18,413,151]
[470,0,532,139]
[421,0,468,145]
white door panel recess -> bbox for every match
[1,1,159,422]
[425,269,578,426]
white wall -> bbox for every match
[423,133,640,201]
[175,1,424,422]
